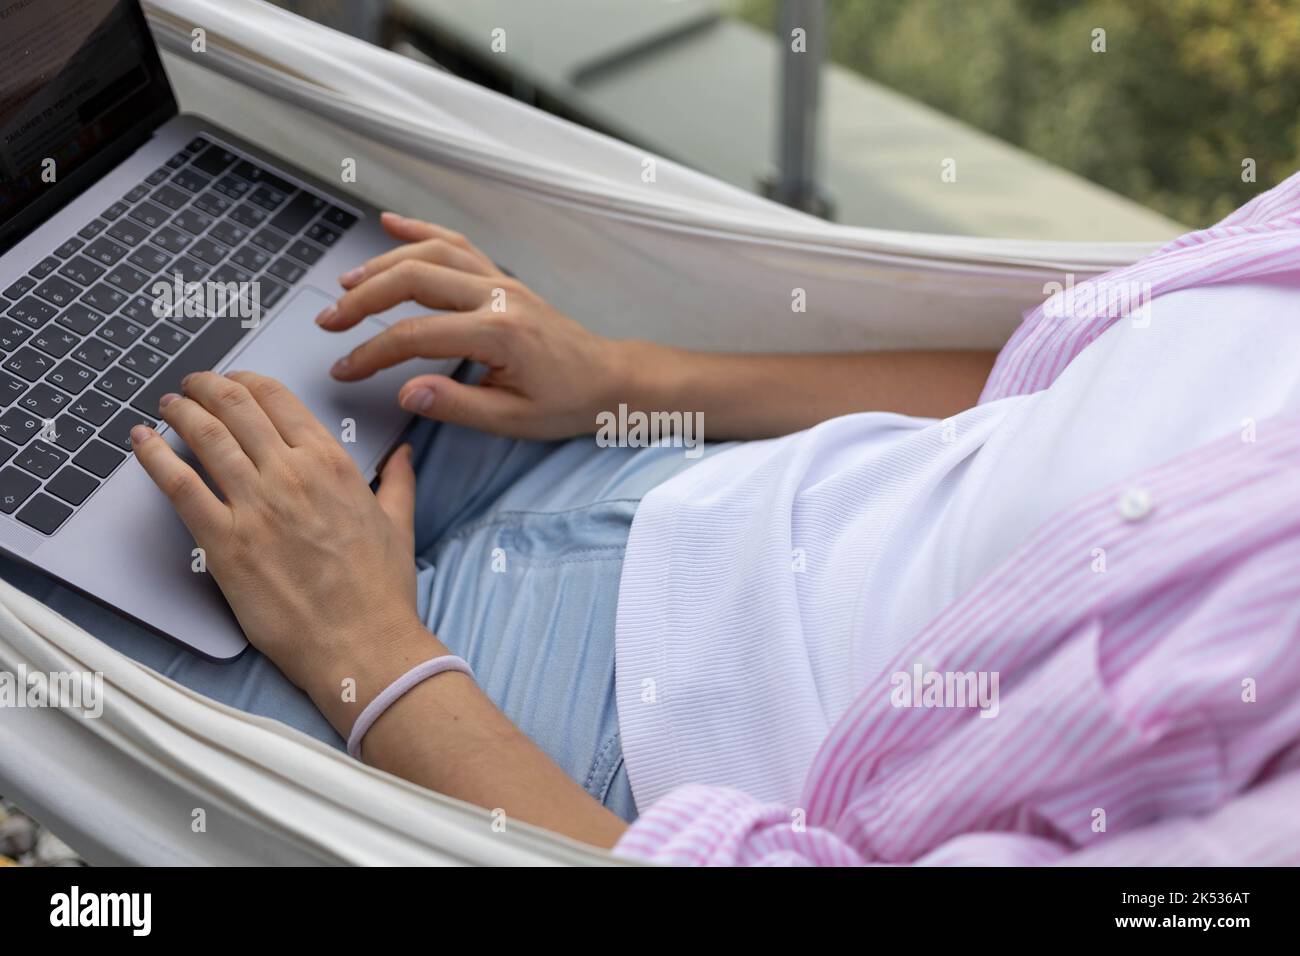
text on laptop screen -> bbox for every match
[0,0,172,239]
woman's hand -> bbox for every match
[129,370,432,732]
[130,369,631,847]
[319,213,629,440]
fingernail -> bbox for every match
[180,372,196,388]
[338,267,366,288]
[330,356,351,377]
[401,387,434,414]
[159,392,181,409]
[315,305,338,327]
[130,425,155,446]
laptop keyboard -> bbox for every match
[0,135,357,536]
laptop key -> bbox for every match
[305,222,342,248]
[145,168,171,187]
[18,383,70,418]
[31,328,79,359]
[150,225,193,254]
[80,284,127,314]
[323,206,357,230]
[210,221,250,247]
[0,372,27,405]
[46,359,96,395]
[151,184,190,210]
[84,236,130,266]
[229,203,268,228]
[3,277,37,300]
[192,146,238,177]
[0,438,14,466]
[185,137,209,154]
[7,296,58,329]
[97,316,145,346]
[119,295,156,326]
[144,325,189,356]
[46,466,99,506]
[213,174,251,200]
[285,240,324,267]
[0,408,40,444]
[168,257,210,283]
[165,151,190,170]
[104,264,152,294]
[188,238,229,267]
[251,228,289,254]
[73,439,126,479]
[210,263,253,287]
[101,409,154,450]
[171,168,212,193]
[72,339,121,371]
[57,256,106,286]
[122,345,168,377]
[96,367,145,400]
[269,191,326,234]
[248,184,290,211]
[172,209,214,235]
[0,467,40,514]
[194,191,234,217]
[229,245,270,272]
[256,278,288,311]
[101,202,129,221]
[14,440,68,480]
[56,304,105,336]
[128,245,172,273]
[16,493,74,535]
[4,347,55,382]
[29,256,60,279]
[34,275,82,308]
[0,319,32,350]
[68,391,119,427]
[269,257,306,284]
[78,219,108,241]
[54,237,84,259]
[231,161,293,193]
[124,185,149,203]
[50,416,94,454]
[128,202,170,230]
[106,219,149,247]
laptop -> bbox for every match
[0,0,454,660]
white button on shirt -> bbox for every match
[1117,487,1153,521]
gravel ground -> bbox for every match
[0,797,86,867]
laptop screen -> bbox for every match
[0,0,175,254]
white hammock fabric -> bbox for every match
[0,0,1155,866]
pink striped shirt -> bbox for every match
[613,173,1300,866]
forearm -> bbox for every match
[611,340,998,440]
[308,623,628,849]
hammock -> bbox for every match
[0,0,1157,865]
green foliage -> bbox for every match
[736,0,1300,226]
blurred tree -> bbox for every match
[736,0,1300,226]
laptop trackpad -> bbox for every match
[218,287,448,479]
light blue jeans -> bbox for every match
[0,412,725,823]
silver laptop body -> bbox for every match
[0,1,452,659]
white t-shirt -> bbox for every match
[615,279,1300,809]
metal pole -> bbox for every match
[772,0,830,216]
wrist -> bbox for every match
[604,338,679,421]
[306,616,447,739]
